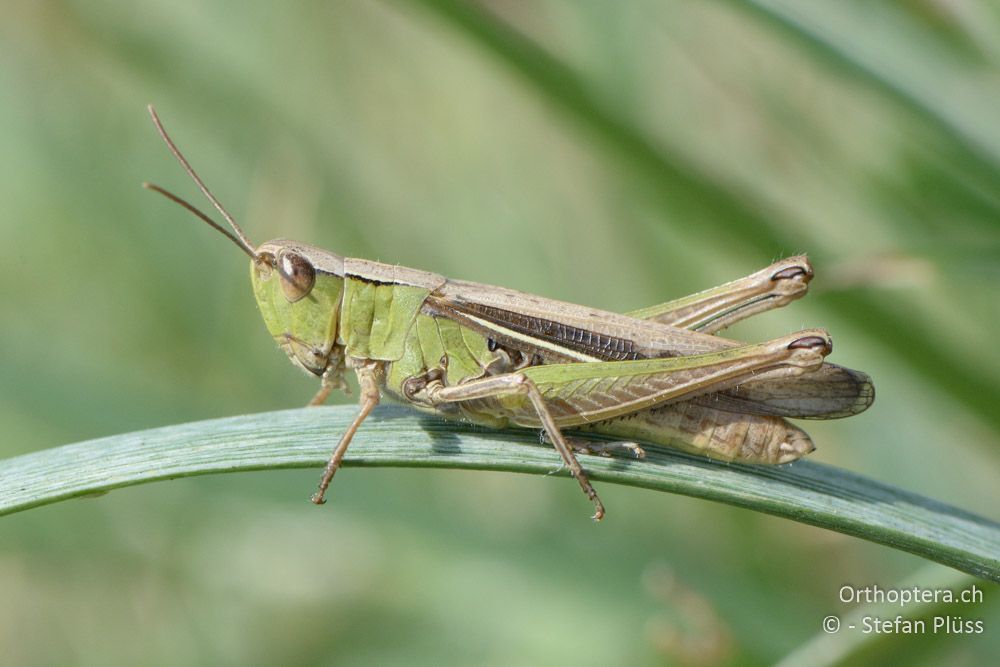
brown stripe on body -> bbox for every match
[426,298,647,362]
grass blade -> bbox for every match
[2,406,997,582]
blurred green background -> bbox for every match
[1,0,999,664]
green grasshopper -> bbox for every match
[144,106,873,520]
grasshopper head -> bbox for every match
[252,240,346,377]
[143,106,347,380]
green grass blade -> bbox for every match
[2,406,997,582]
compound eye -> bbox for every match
[277,251,316,302]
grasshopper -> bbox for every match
[143,107,873,520]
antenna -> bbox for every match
[144,105,258,259]
[142,182,257,259]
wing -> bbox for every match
[430,279,727,360]
[693,363,874,419]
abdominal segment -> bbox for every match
[583,401,815,464]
